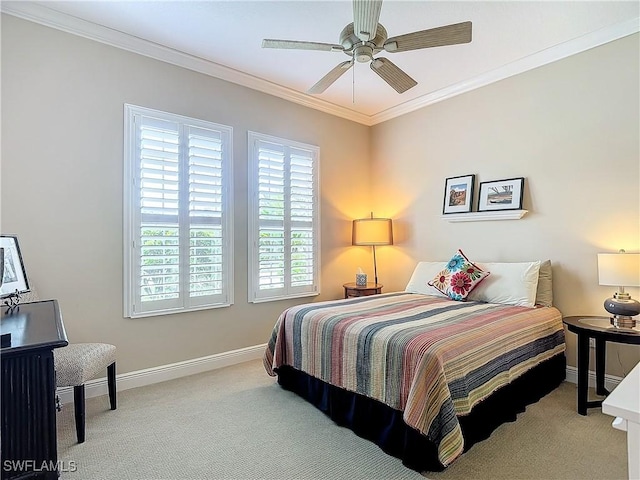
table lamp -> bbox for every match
[352,213,393,285]
[597,250,640,328]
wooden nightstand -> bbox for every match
[563,315,640,415]
[343,282,383,299]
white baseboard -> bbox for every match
[56,343,267,405]
[57,347,623,405]
[565,365,622,391]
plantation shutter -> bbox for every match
[289,149,315,288]
[187,125,225,303]
[124,105,233,317]
[138,116,181,311]
[248,132,319,302]
[256,141,286,292]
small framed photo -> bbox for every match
[0,235,30,298]
[442,174,475,214]
[478,177,525,211]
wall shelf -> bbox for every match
[442,210,528,222]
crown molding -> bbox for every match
[2,3,638,127]
[370,17,640,125]
[0,2,372,125]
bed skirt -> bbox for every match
[275,353,566,472]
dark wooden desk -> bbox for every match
[563,315,640,416]
[1,300,68,480]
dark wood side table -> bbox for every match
[343,282,382,299]
[563,315,640,416]
[1,300,68,480]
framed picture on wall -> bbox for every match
[478,177,525,211]
[0,235,30,299]
[442,174,475,214]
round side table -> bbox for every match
[343,282,382,299]
[563,315,640,415]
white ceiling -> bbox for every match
[3,1,639,125]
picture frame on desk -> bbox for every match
[0,235,30,299]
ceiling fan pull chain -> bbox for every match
[352,61,355,103]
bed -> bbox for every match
[263,255,566,472]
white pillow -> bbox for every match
[466,261,541,308]
[536,260,553,307]
[404,262,448,297]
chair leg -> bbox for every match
[107,362,117,410]
[73,385,86,444]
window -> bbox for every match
[248,132,320,302]
[124,105,233,317]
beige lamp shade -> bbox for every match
[352,217,393,246]
[597,253,640,287]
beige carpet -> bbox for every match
[56,360,627,480]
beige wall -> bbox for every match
[3,14,639,377]
[1,15,372,373]
[371,34,640,376]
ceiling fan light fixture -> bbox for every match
[354,45,374,62]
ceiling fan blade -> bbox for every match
[262,39,344,52]
[307,61,354,94]
[370,58,417,94]
[384,21,472,53]
[353,0,383,42]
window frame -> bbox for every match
[123,104,234,318]
[247,131,320,303]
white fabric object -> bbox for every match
[467,261,541,308]
[404,262,448,297]
[536,260,553,307]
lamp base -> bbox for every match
[603,295,640,320]
[610,315,637,329]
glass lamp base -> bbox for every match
[610,316,637,329]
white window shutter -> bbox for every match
[289,148,315,290]
[248,132,320,303]
[124,105,233,317]
[257,141,286,293]
[137,116,181,311]
[187,125,226,305]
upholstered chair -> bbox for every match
[54,343,117,443]
[22,288,117,443]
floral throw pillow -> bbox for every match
[428,250,490,301]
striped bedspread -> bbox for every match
[264,292,565,466]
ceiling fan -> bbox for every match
[262,0,472,95]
